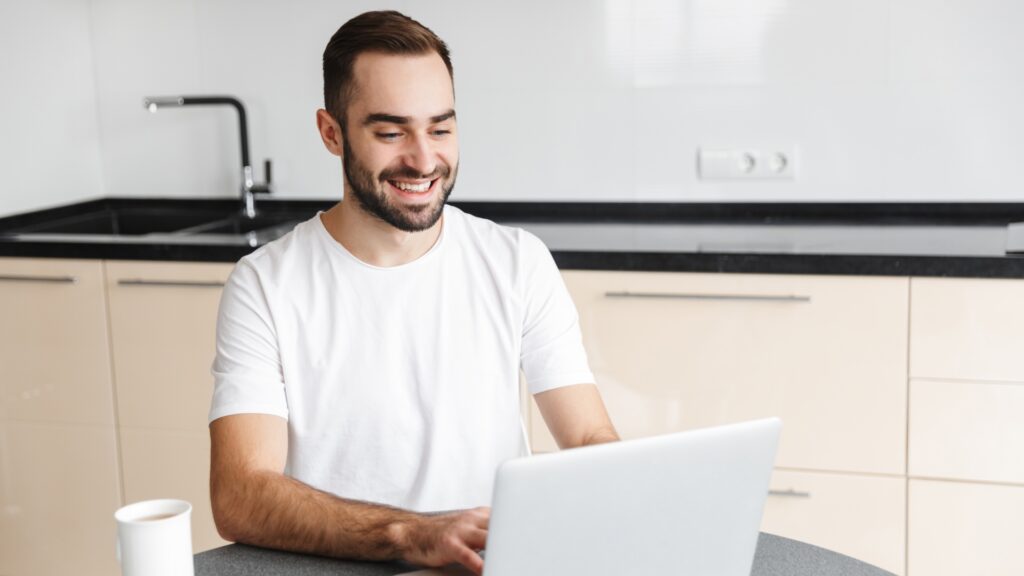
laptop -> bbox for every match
[402,417,781,576]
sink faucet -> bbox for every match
[143,95,272,218]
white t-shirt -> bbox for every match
[209,205,593,512]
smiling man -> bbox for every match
[207,11,618,575]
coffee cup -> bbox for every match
[115,499,194,576]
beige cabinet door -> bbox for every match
[910,378,1024,484]
[763,469,906,576]
[910,277,1024,381]
[533,271,908,475]
[106,260,234,553]
[0,258,121,576]
[908,479,1024,576]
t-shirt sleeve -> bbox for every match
[208,259,289,423]
[518,231,595,394]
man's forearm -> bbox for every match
[212,469,418,560]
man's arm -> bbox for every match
[533,383,620,449]
[209,414,489,574]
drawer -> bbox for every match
[910,277,1024,381]
[534,271,909,475]
[106,261,233,431]
[908,479,1024,576]
[909,378,1024,484]
[0,258,114,425]
[763,469,906,576]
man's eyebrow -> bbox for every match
[430,109,456,123]
[363,113,408,126]
[362,109,456,126]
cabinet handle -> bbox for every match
[768,489,812,498]
[604,291,811,303]
[117,279,226,288]
[0,274,77,284]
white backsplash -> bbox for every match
[0,0,106,216]
[3,0,1024,216]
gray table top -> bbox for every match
[195,533,895,576]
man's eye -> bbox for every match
[432,130,452,137]
[376,132,401,140]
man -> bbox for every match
[208,10,618,575]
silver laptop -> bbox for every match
[405,417,781,576]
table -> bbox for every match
[195,532,895,576]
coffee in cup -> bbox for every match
[115,499,194,576]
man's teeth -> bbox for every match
[392,180,431,193]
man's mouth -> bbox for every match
[389,179,432,193]
[386,178,438,200]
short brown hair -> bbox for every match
[323,11,453,128]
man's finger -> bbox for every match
[453,544,484,575]
[461,527,488,551]
[470,508,490,529]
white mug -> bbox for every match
[115,499,194,576]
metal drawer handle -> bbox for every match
[768,489,812,499]
[0,274,77,284]
[117,279,226,288]
[604,291,811,303]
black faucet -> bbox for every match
[143,95,272,218]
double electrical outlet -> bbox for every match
[698,147,798,180]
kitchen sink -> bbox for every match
[175,213,305,236]
[6,207,306,238]
[10,208,229,235]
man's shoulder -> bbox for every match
[449,205,551,263]
[446,204,543,253]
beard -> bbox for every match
[342,136,457,233]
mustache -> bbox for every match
[378,164,450,182]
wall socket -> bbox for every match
[698,147,798,180]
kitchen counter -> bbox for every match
[194,533,895,576]
[4,198,1024,277]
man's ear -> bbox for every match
[315,109,344,158]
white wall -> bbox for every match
[0,0,105,216]
[4,0,1024,216]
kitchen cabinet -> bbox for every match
[532,271,909,475]
[910,277,1024,382]
[906,278,1024,574]
[762,470,905,575]
[528,270,909,574]
[9,255,1024,576]
[105,261,234,554]
[909,377,1024,484]
[0,258,120,576]
[908,479,1024,576]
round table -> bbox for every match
[194,532,896,576]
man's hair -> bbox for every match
[323,10,453,128]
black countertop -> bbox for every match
[3,197,1024,278]
[194,533,895,576]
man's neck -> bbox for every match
[320,195,443,268]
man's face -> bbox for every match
[341,52,458,232]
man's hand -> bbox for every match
[397,507,490,575]
[211,414,492,568]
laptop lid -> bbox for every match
[482,417,781,576]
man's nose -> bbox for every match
[402,133,437,177]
